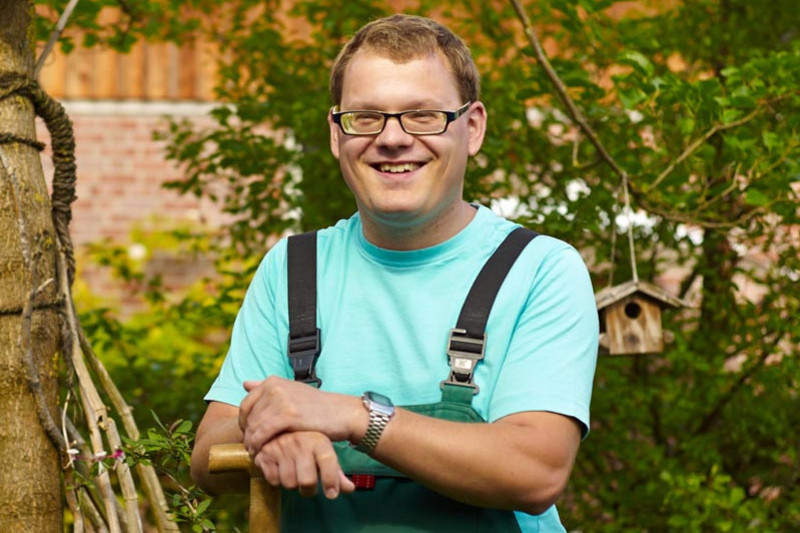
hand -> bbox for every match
[239,376,365,455]
[253,431,356,499]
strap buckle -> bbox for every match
[440,328,485,394]
[288,328,321,386]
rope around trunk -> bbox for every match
[0,72,77,285]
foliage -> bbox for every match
[71,221,251,529]
[75,222,248,427]
[36,0,800,530]
[123,414,217,532]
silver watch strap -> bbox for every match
[355,410,391,453]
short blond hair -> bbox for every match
[330,14,480,106]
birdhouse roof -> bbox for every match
[595,279,687,311]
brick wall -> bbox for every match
[36,101,226,306]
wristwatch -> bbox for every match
[354,391,395,454]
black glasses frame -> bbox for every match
[331,102,472,136]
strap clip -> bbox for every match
[288,328,321,386]
[440,328,485,394]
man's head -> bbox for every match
[330,14,480,107]
[328,15,487,249]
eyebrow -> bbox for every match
[340,100,449,111]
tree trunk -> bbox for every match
[0,1,63,530]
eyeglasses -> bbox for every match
[331,102,472,136]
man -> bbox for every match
[191,14,598,532]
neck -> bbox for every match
[360,201,477,251]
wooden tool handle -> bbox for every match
[208,443,281,532]
[208,443,255,474]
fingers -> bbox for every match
[254,431,350,500]
[338,470,356,494]
[238,380,263,432]
[243,380,261,392]
[314,446,346,499]
[240,377,294,453]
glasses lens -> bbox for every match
[401,111,447,134]
[341,111,384,134]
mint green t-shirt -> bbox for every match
[206,205,599,532]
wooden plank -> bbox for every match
[145,43,168,100]
[37,43,68,98]
[167,43,180,99]
[178,41,197,100]
[95,45,119,99]
[198,39,219,101]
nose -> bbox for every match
[375,116,414,148]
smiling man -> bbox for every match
[191,14,598,532]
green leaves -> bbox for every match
[619,50,654,77]
[123,414,218,531]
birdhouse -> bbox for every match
[595,280,686,355]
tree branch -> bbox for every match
[55,245,124,533]
[509,0,627,181]
[649,107,762,191]
[692,332,784,436]
[510,0,640,280]
[35,0,82,78]
[78,326,179,532]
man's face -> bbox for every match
[329,49,486,244]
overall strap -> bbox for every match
[287,231,321,385]
[441,226,539,395]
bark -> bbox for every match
[0,0,63,530]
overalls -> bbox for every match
[281,228,537,532]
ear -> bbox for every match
[328,109,341,160]
[466,101,487,157]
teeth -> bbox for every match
[379,163,420,173]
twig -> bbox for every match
[64,469,85,533]
[78,327,179,532]
[509,0,639,280]
[638,196,767,229]
[105,416,143,532]
[607,202,618,288]
[649,107,762,191]
[509,0,627,180]
[56,245,123,533]
[78,487,111,533]
[35,0,83,78]
[693,332,784,436]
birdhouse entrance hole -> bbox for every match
[624,301,642,319]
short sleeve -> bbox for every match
[489,243,598,438]
[203,241,294,407]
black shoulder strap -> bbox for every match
[285,226,539,390]
[287,231,321,385]
[442,227,539,393]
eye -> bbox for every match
[404,110,442,123]
[349,112,383,126]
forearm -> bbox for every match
[190,405,249,495]
[366,408,580,515]
[238,378,580,513]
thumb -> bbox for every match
[243,380,262,392]
[339,470,356,494]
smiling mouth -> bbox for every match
[376,162,422,173]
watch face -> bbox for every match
[365,391,393,407]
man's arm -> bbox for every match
[191,401,249,495]
[240,377,581,515]
[371,407,580,515]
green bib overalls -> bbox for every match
[281,228,537,532]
